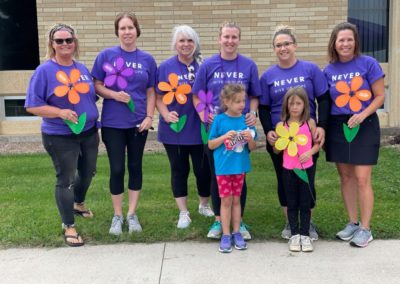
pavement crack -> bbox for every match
[158,242,166,284]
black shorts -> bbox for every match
[326,113,380,165]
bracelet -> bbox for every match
[146,115,153,120]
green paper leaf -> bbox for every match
[170,114,187,133]
[201,123,209,144]
[343,123,360,143]
[64,112,87,135]
[293,168,309,184]
[127,99,135,113]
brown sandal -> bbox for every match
[64,233,84,247]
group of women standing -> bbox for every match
[25,12,385,249]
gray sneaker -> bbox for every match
[350,227,373,248]
[309,222,319,241]
[336,222,360,241]
[109,215,123,235]
[127,214,143,233]
[281,222,291,240]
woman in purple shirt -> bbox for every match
[192,21,261,240]
[25,23,99,247]
[92,12,157,236]
[324,22,385,248]
[259,25,329,241]
[156,25,214,229]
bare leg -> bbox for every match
[127,190,141,215]
[337,163,358,223]
[111,193,123,216]
[355,165,374,229]
[175,196,188,212]
[232,196,241,232]
[221,196,232,235]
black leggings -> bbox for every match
[205,146,247,217]
[267,143,317,208]
[164,144,211,198]
[101,127,148,195]
[282,166,316,236]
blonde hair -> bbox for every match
[46,23,79,59]
[281,87,310,123]
[272,25,297,47]
[219,21,241,39]
[220,83,246,111]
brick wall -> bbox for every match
[36,0,347,72]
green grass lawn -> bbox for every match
[1,147,399,247]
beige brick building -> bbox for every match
[0,0,398,134]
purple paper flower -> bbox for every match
[195,90,214,123]
[102,56,134,90]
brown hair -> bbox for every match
[219,21,241,39]
[272,25,297,47]
[281,87,310,124]
[220,83,246,111]
[114,12,141,38]
[327,22,361,63]
[46,23,79,59]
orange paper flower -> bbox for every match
[158,73,191,105]
[334,76,371,112]
[54,69,90,104]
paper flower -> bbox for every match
[335,76,372,112]
[195,90,214,123]
[103,56,134,90]
[275,122,308,157]
[158,73,191,105]
[54,69,89,104]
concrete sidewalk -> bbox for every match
[1,240,399,284]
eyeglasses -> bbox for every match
[274,41,294,49]
[187,65,195,83]
[53,38,74,45]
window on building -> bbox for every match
[0,0,40,70]
[4,97,34,119]
[348,0,389,62]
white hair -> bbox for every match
[171,25,203,64]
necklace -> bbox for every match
[176,55,196,84]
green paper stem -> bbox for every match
[200,123,209,144]
[343,123,360,143]
[64,112,87,135]
[127,99,135,113]
[293,168,309,184]
[170,114,187,133]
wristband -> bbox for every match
[146,115,153,120]
[250,110,257,117]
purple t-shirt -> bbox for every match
[91,46,157,128]
[192,53,261,114]
[323,55,385,115]
[259,60,328,128]
[25,60,99,135]
[156,56,202,145]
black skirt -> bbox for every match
[326,113,380,165]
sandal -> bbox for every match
[64,233,84,247]
[73,202,94,218]
[62,224,84,247]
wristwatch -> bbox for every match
[250,110,257,117]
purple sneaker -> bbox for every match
[232,232,248,250]
[219,235,232,253]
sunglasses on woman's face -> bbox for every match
[53,38,74,45]
[187,65,195,83]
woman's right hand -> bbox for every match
[164,111,179,123]
[113,91,131,103]
[266,130,278,146]
[59,109,78,124]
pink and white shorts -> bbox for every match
[216,173,245,198]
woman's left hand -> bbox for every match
[245,112,257,127]
[299,151,312,164]
[348,113,366,129]
[138,116,153,132]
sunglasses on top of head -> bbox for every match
[53,38,74,45]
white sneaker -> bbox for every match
[127,214,142,233]
[177,211,191,229]
[288,234,301,252]
[109,215,123,235]
[301,235,314,252]
[198,204,214,217]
